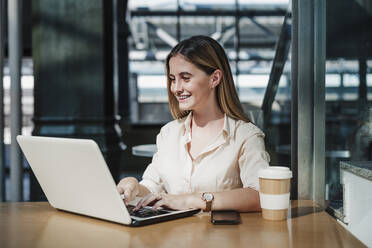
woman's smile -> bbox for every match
[176,94,191,102]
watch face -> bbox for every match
[203,193,213,201]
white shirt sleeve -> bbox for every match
[238,132,270,191]
[139,129,166,194]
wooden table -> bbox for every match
[0,200,365,248]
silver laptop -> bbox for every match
[17,135,199,226]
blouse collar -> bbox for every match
[183,111,236,141]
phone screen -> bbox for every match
[211,210,240,225]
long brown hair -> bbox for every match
[165,35,250,122]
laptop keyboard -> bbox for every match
[127,205,170,218]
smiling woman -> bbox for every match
[117,36,270,213]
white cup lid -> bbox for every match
[258,166,292,179]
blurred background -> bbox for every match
[0,0,371,218]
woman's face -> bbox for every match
[169,55,217,112]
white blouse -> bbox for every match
[139,112,270,194]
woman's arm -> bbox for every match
[137,187,261,212]
[202,187,261,212]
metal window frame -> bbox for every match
[313,0,326,206]
[0,0,5,202]
[292,0,326,206]
[8,0,23,202]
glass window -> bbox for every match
[325,1,372,212]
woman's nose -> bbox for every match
[174,80,183,92]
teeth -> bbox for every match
[179,95,190,100]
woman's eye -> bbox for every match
[169,78,175,83]
[182,77,190,81]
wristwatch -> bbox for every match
[202,192,214,212]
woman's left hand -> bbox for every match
[135,193,201,211]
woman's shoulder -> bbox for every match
[233,119,265,139]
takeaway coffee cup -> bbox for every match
[258,166,292,221]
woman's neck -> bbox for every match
[192,107,224,128]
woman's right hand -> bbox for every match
[117,177,139,205]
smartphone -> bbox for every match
[211,210,240,225]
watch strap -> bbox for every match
[205,200,212,212]
[202,192,214,212]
